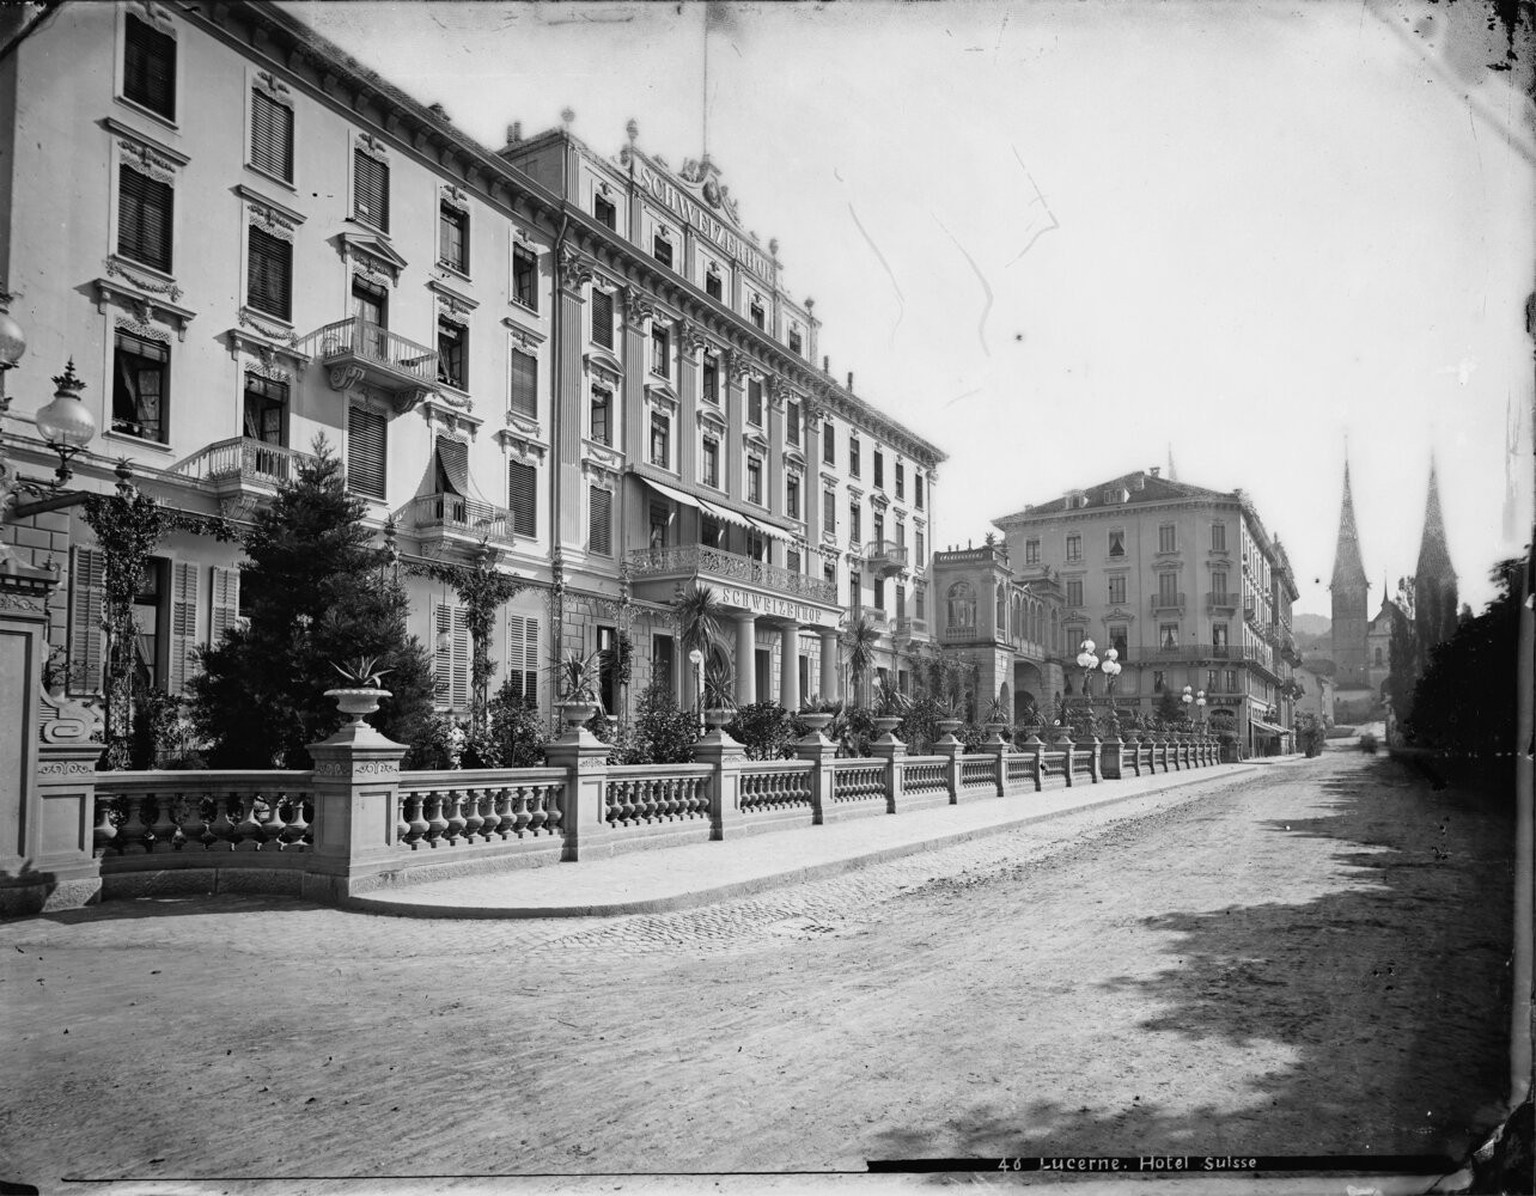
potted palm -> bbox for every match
[555,649,605,732]
[325,656,392,726]
[982,695,1011,744]
[934,694,965,744]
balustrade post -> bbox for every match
[544,714,614,861]
[979,733,1008,797]
[932,737,964,804]
[304,715,407,902]
[27,742,104,910]
[695,726,746,840]
[1100,725,1124,781]
[1121,731,1140,777]
[794,725,839,824]
[1075,730,1102,783]
[869,720,906,813]
[1019,730,1046,792]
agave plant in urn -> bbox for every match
[325,656,393,725]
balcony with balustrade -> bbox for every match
[168,437,318,504]
[1205,590,1239,614]
[395,492,515,550]
[627,543,840,612]
[1149,592,1186,614]
[299,317,439,409]
[864,540,908,576]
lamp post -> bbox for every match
[1099,646,1121,728]
[1074,638,1099,728]
[689,647,705,734]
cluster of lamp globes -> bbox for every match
[1075,638,1122,688]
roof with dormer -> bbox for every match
[992,470,1227,522]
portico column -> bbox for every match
[734,613,757,706]
[779,620,801,711]
[818,627,839,704]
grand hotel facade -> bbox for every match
[0,2,945,721]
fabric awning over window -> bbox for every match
[695,496,791,541]
[1249,718,1288,736]
[435,437,470,496]
[640,476,702,511]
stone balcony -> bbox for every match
[299,317,438,410]
[1205,590,1239,614]
[168,437,317,505]
[627,544,840,615]
[395,492,514,549]
[864,540,908,576]
[1149,592,1186,613]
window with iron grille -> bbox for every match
[849,435,860,477]
[747,456,762,505]
[118,165,173,273]
[250,89,293,181]
[513,244,538,310]
[439,204,468,272]
[437,319,466,390]
[651,324,670,379]
[508,459,536,537]
[702,436,720,488]
[747,378,763,426]
[588,487,613,556]
[590,288,614,349]
[509,350,537,419]
[112,332,168,443]
[594,193,616,229]
[353,150,390,231]
[650,412,670,469]
[702,354,719,403]
[590,386,611,446]
[652,233,673,269]
[823,421,835,464]
[786,475,800,520]
[124,14,176,119]
[347,405,387,499]
[246,226,291,321]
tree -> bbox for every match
[672,583,731,707]
[1386,576,1419,733]
[188,438,435,768]
[842,614,881,706]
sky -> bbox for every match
[283,0,1536,619]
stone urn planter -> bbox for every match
[983,721,1009,745]
[558,700,599,733]
[800,711,834,733]
[872,715,903,742]
[935,717,964,744]
[324,687,390,727]
[703,707,735,731]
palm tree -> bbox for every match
[842,614,881,707]
[672,583,729,709]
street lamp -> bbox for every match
[688,646,705,733]
[0,313,104,517]
[1075,638,1099,725]
[1195,688,1207,729]
[1099,647,1121,725]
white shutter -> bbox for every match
[68,547,106,695]
[506,613,541,708]
[435,603,471,711]
[168,561,200,694]
[209,566,241,645]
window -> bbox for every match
[507,459,536,536]
[243,374,286,447]
[787,401,800,446]
[896,521,906,550]
[245,226,292,321]
[1110,626,1128,660]
[1065,534,1081,563]
[1109,529,1125,557]
[509,350,537,419]
[649,503,669,550]
[1159,523,1177,553]
[124,14,176,119]
[250,89,293,181]
[1374,646,1384,667]
[705,265,722,300]
[588,486,613,556]
[702,436,720,488]
[434,604,470,710]
[915,527,925,562]
[1159,623,1179,650]
[1211,522,1227,552]
[439,204,468,272]
[652,232,673,269]
[947,581,976,632]
[353,150,389,232]
[895,583,906,616]
[1158,572,1179,603]
[747,378,763,426]
[650,412,670,469]
[849,500,861,543]
[747,456,763,505]
[823,421,835,465]
[750,299,765,328]
[347,405,387,499]
[1212,623,1229,652]
[849,435,861,477]
[112,331,168,442]
[874,450,884,489]
[787,475,801,520]
[915,474,925,510]
[787,547,801,574]
[650,324,670,379]
[789,327,802,355]
[872,512,885,547]
[873,576,886,610]
[895,463,905,500]
[591,288,614,349]
[594,192,616,229]
[1211,571,1229,599]
[824,487,836,533]
[701,515,724,547]
[1024,538,1040,565]
[915,587,926,620]
[590,386,611,446]
[1225,668,1238,692]
[437,319,466,390]
[513,244,537,310]
[118,164,173,273]
[1153,670,1166,693]
[352,275,387,331]
[130,557,167,693]
[702,354,720,403]
[824,561,837,587]
[1066,579,1083,607]
[506,614,541,707]
[1108,575,1126,604]
[1208,669,1219,693]
[434,436,466,499]
[652,634,676,697]
[850,573,861,609]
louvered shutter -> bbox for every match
[347,406,387,499]
[509,350,538,418]
[507,460,537,537]
[209,566,241,646]
[353,151,390,232]
[68,547,106,696]
[124,15,176,118]
[435,436,469,497]
[118,165,173,273]
[247,227,291,320]
[168,562,200,694]
[250,90,294,181]
[434,604,470,710]
[588,487,612,557]
[507,613,541,708]
[590,289,613,349]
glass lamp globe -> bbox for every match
[35,362,97,451]
[0,310,26,370]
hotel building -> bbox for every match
[0,1,944,723]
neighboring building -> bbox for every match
[1294,663,1336,728]
[1414,459,1459,653]
[1366,590,1401,700]
[993,468,1301,755]
[0,1,943,725]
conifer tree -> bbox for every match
[188,438,434,767]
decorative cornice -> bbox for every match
[557,244,597,294]
[94,277,195,341]
[235,183,306,229]
[501,314,546,350]
[102,116,189,169]
[623,289,656,328]
[104,256,182,302]
[584,349,624,380]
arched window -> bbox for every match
[996,584,1007,633]
[947,581,976,633]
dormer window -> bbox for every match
[705,265,722,300]
[594,192,616,230]
[750,298,765,329]
[652,232,673,270]
[788,326,803,355]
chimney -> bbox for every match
[823,355,830,373]
[1150,466,1160,478]
[847,371,854,391]
[506,122,522,144]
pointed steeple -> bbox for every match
[1415,456,1459,649]
[1330,457,1367,592]
[1415,457,1454,580]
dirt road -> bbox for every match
[1,752,1514,1192]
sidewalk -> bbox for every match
[347,760,1270,919]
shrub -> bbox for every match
[1359,732,1379,754]
[726,701,796,761]
[1295,712,1326,758]
[628,681,698,765]
[477,681,548,768]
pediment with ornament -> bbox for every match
[334,230,408,285]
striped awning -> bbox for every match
[639,475,702,511]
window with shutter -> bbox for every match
[591,288,614,349]
[513,245,537,310]
[434,604,471,710]
[747,379,762,426]
[590,386,611,446]
[508,459,537,537]
[209,566,241,646]
[247,226,292,320]
[168,561,200,695]
[353,150,389,232]
[436,319,466,390]
[438,203,468,272]
[823,422,835,464]
[118,165,173,273]
[434,436,469,497]
[250,89,294,181]
[124,14,176,119]
[588,487,613,556]
[347,405,387,499]
[509,351,537,419]
[594,193,616,230]
[506,614,541,707]
[69,547,106,696]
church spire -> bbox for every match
[1415,455,1459,649]
[1330,456,1367,592]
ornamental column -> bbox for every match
[734,612,758,706]
[555,245,596,549]
[779,620,801,712]
[818,627,839,704]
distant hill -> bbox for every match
[1292,614,1330,637]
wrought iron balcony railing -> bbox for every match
[864,540,908,575]
[1205,590,1239,612]
[1149,592,1186,613]
[627,544,838,605]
